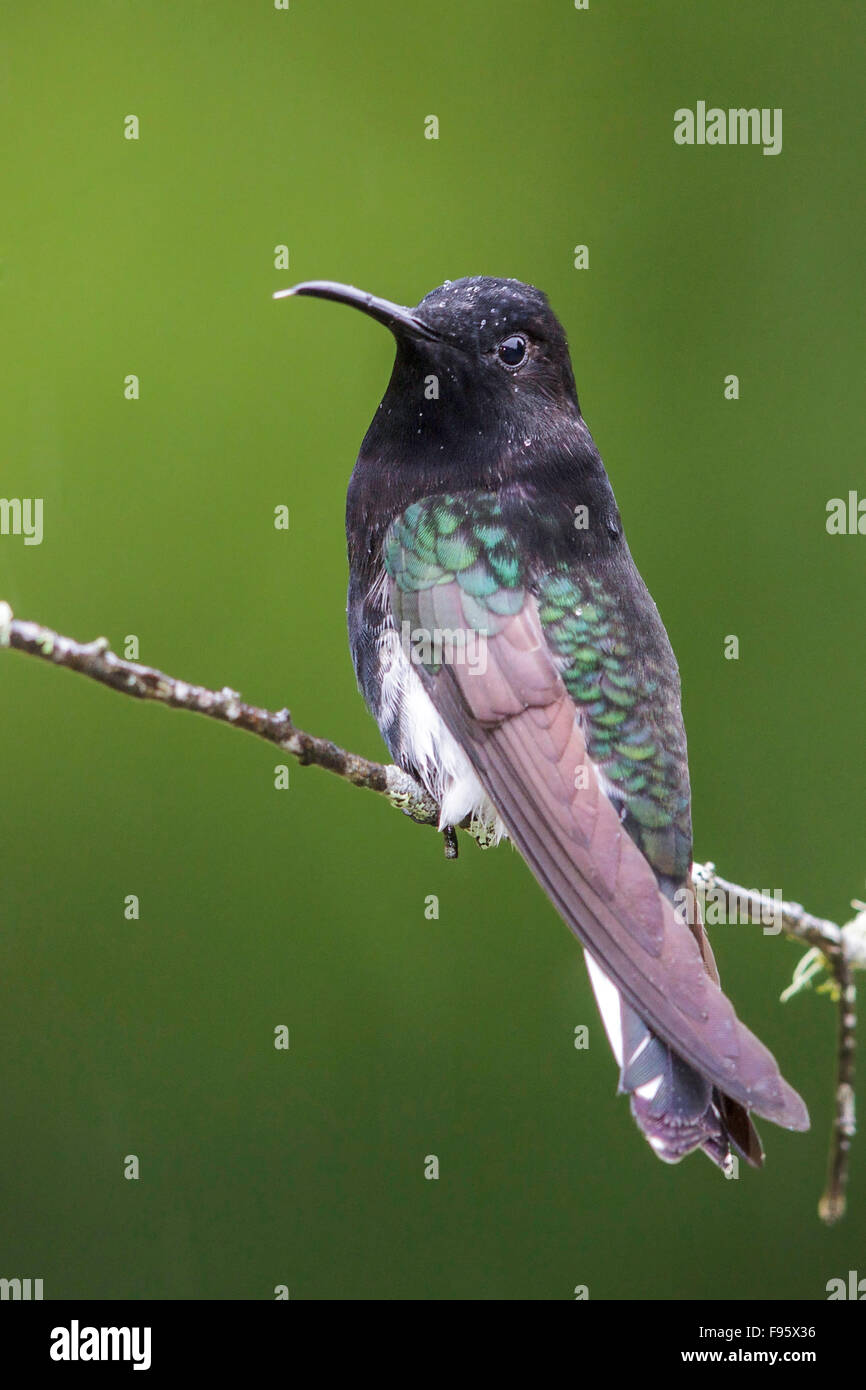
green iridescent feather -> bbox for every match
[535,568,692,881]
[383,494,524,655]
[384,492,692,882]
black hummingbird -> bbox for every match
[275,275,809,1170]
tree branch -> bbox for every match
[691,867,863,1223]
[2,602,861,1216]
[0,602,441,829]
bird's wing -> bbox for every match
[384,491,808,1131]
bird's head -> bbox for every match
[275,276,581,425]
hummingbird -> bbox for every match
[275,275,809,1171]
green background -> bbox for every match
[2,1,863,1300]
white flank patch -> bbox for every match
[376,624,505,839]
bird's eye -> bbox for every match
[497,334,527,368]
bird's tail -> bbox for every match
[584,950,764,1171]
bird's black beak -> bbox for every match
[273,280,439,342]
